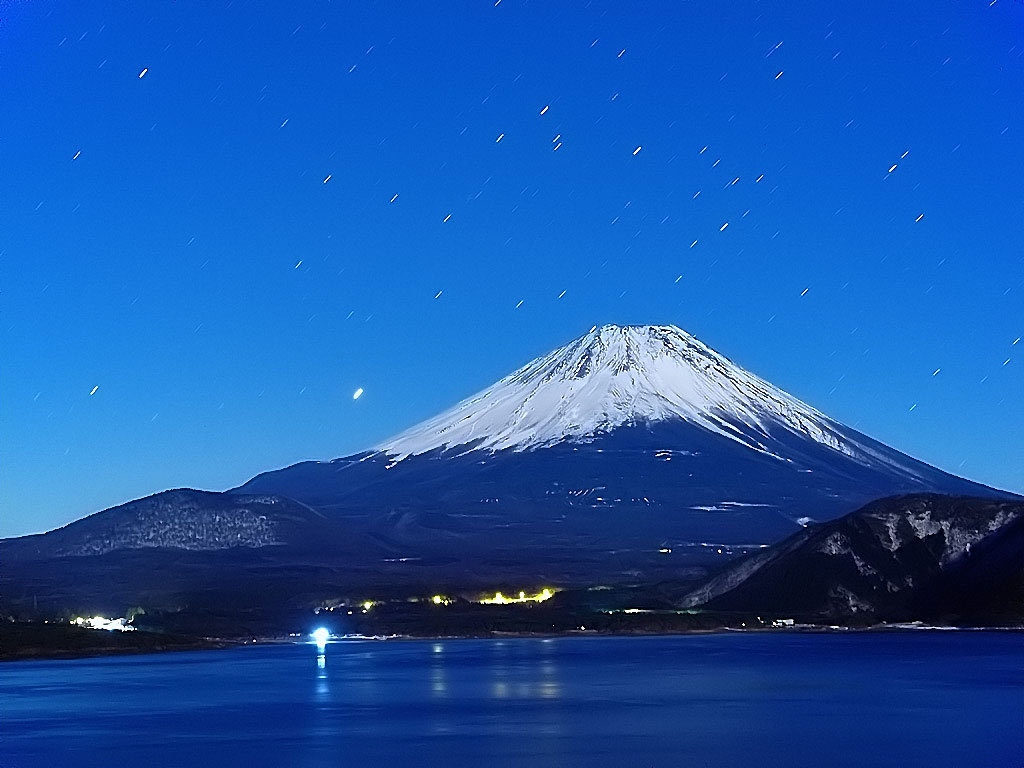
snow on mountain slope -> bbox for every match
[377,324,911,475]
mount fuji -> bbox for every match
[231,324,1001,578]
[1,324,1008,618]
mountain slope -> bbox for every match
[677,494,1024,623]
[374,324,936,480]
[1,490,329,561]
[377,324,856,461]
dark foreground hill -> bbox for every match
[676,494,1024,625]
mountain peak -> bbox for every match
[376,323,859,462]
[566,323,720,373]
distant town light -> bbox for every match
[479,588,555,605]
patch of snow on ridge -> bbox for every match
[869,504,1022,564]
[376,324,868,462]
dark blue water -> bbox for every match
[2,633,1021,767]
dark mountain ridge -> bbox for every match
[677,494,1024,624]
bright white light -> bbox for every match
[311,627,329,649]
[71,615,134,632]
[352,388,363,400]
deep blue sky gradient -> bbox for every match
[3,1,1022,536]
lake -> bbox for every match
[1,632,1021,767]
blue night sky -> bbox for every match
[2,1,1022,537]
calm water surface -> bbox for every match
[2,632,1021,767]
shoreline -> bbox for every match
[0,624,237,663]
[5,622,1021,663]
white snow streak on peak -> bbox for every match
[377,324,855,461]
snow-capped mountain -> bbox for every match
[378,324,902,471]
[230,323,1002,578]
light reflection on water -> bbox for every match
[314,653,329,701]
[429,641,447,697]
[2,633,1022,768]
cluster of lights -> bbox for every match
[479,588,554,605]
[306,589,557,657]
[71,616,135,632]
